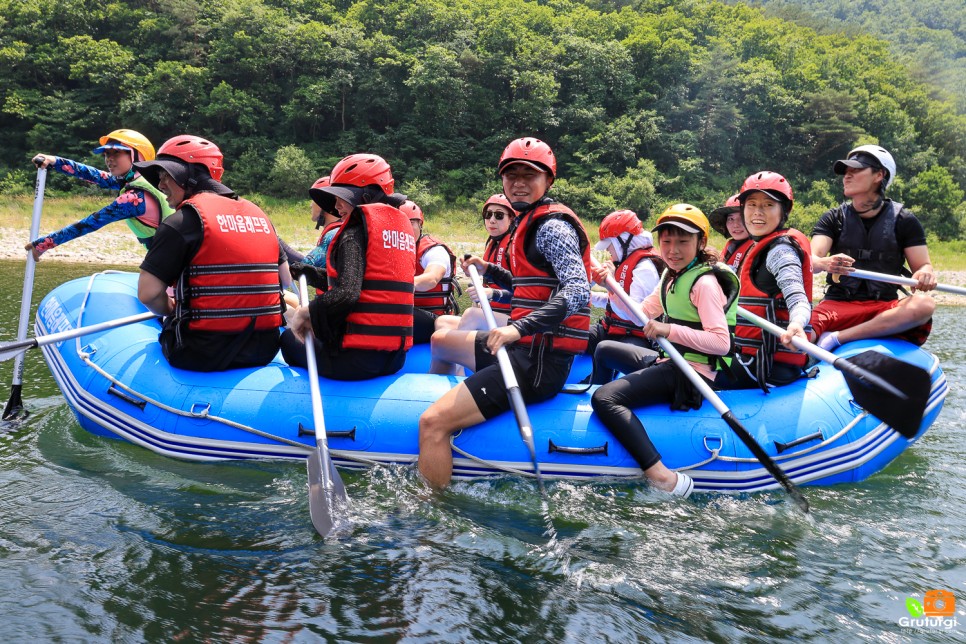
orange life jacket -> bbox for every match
[734,228,813,370]
[723,237,753,271]
[327,204,415,351]
[176,192,283,333]
[508,203,592,355]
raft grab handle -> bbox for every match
[107,385,146,410]
[774,431,823,454]
[298,423,356,441]
[548,439,607,456]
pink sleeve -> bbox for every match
[666,274,731,356]
[640,284,663,321]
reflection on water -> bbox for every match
[0,260,964,641]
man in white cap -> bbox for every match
[810,144,937,351]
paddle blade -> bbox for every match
[307,446,349,537]
[838,350,931,439]
[2,384,27,422]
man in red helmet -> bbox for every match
[134,135,289,372]
[281,153,416,380]
[418,137,592,489]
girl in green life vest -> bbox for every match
[590,204,740,498]
[25,129,174,261]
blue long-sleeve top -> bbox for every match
[30,157,158,253]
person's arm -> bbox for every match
[905,245,936,291]
[415,246,450,291]
[306,223,366,343]
[766,244,810,346]
[27,189,148,257]
[34,155,123,189]
[138,271,174,316]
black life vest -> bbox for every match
[826,200,908,301]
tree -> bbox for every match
[908,165,965,240]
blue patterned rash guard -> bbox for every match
[30,157,163,254]
[302,227,338,268]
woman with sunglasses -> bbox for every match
[428,194,517,374]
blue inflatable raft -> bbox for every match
[35,271,948,493]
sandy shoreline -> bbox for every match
[3,225,964,305]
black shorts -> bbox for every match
[413,308,438,344]
[464,333,575,420]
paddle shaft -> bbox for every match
[3,168,46,419]
[466,265,548,497]
[0,311,158,363]
[597,264,809,512]
[735,306,907,399]
[299,275,347,537]
[848,268,966,297]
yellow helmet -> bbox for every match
[93,129,156,162]
[653,203,709,239]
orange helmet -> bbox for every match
[400,200,423,223]
[653,203,709,239]
[93,129,156,162]
[498,137,556,178]
[156,135,224,181]
[329,153,394,195]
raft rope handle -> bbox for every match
[71,272,383,466]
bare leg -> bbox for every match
[456,307,508,331]
[835,294,935,344]
[434,314,461,332]
[642,461,679,491]
[418,382,487,488]
[428,329,479,375]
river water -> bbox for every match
[0,259,963,642]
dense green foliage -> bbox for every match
[744,0,966,113]
[2,0,965,238]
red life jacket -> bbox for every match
[508,203,592,355]
[327,204,415,351]
[483,231,512,313]
[175,193,283,333]
[723,237,753,271]
[414,234,457,315]
[734,228,813,370]
[601,247,664,339]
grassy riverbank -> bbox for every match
[3,194,965,303]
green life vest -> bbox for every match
[123,176,175,240]
[659,262,739,368]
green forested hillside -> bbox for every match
[1,0,965,238]
[744,0,966,112]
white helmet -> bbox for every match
[834,144,896,190]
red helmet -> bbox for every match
[599,210,643,240]
[708,193,742,237]
[156,135,224,181]
[482,194,516,216]
[311,175,331,190]
[400,200,423,223]
[738,171,794,211]
[498,137,556,178]
[330,153,394,195]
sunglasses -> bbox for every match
[483,210,508,221]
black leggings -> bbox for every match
[280,329,406,380]
[591,361,731,471]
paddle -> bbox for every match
[298,275,349,537]
[465,264,554,516]
[846,268,966,297]
[3,168,47,421]
[736,306,930,439]
[0,311,159,364]
[594,259,809,513]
